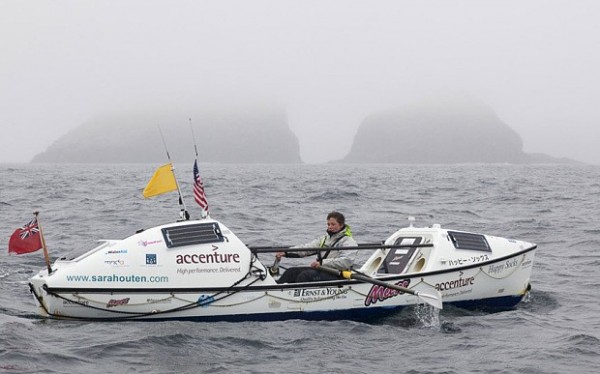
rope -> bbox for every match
[39,254,268,320]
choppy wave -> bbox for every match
[1,163,599,373]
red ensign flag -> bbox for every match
[8,217,43,255]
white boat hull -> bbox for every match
[29,241,535,321]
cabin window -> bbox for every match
[447,231,491,252]
[161,223,224,248]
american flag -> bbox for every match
[19,217,40,239]
[193,159,209,213]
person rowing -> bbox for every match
[275,211,358,283]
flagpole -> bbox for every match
[158,126,189,221]
[34,212,53,274]
[189,118,208,218]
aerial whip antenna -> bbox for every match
[158,125,189,221]
[189,117,199,158]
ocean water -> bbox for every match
[1,163,599,373]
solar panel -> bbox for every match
[161,222,224,248]
[448,231,491,252]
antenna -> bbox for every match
[157,125,189,221]
[189,117,199,158]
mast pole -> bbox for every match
[189,118,208,218]
[34,211,53,274]
[158,125,189,220]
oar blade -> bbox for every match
[412,282,443,309]
[414,290,443,310]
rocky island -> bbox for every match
[340,97,573,164]
[32,98,575,164]
[31,107,302,164]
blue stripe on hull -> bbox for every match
[446,294,524,312]
[134,306,406,323]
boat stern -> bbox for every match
[28,269,53,317]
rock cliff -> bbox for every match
[341,97,572,164]
[31,108,301,164]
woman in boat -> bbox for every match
[275,211,358,283]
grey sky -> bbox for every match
[1,0,599,164]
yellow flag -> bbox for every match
[143,163,178,198]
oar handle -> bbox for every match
[269,257,281,276]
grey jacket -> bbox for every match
[291,225,358,270]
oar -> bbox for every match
[250,243,432,253]
[319,266,443,310]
